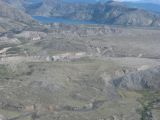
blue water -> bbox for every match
[33,16,96,25]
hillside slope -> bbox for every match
[93,2,160,27]
[26,1,160,27]
[0,0,35,24]
[0,0,38,33]
[3,0,160,27]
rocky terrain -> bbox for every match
[0,0,160,120]
[0,22,160,119]
[3,0,160,27]
[0,0,38,33]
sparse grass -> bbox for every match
[137,91,160,120]
[0,57,159,120]
[6,47,21,54]
[0,65,14,79]
[0,109,31,120]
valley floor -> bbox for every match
[0,24,160,120]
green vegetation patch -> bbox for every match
[137,91,160,120]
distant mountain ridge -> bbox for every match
[2,0,160,27]
[124,2,160,13]
[92,2,160,27]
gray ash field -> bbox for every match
[0,0,160,120]
[0,23,160,120]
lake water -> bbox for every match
[33,16,96,25]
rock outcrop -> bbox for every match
[112,66,160,90]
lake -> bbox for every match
[33,16,96,25]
